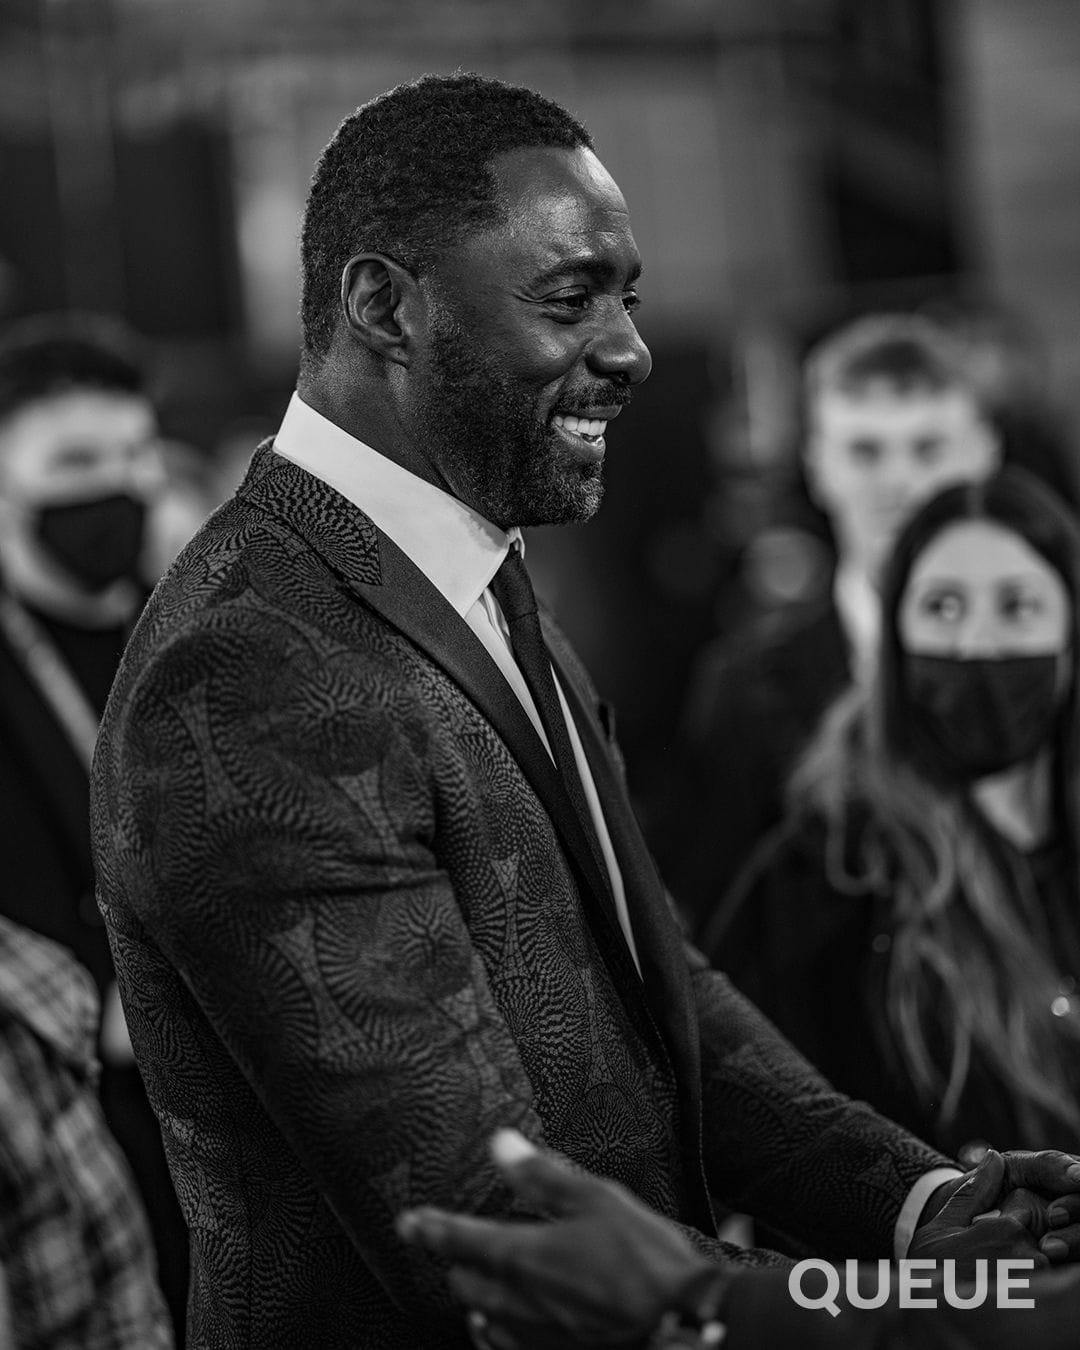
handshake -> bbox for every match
[907,1146,1080,1266]
[399,1133,1080,1350]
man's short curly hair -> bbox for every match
[299,72,592,360]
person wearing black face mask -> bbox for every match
[0,314,188,1340]
[902,647,1064,784]
[705,467,1080,1179]
[34,489,150,594]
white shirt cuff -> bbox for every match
[895,1167,964,1258]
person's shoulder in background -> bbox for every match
[0,916,173,1349]
[660,599,851,938]
[681,597,849,748]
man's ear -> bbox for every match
[341,253,422,367]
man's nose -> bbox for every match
[880,449,921,498]
[587,302,652,385]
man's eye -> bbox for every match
[849,438,882,464]
[52,446,103,470]
[912,435,944,464]
[548,293,591,312]
[622,291,641,314]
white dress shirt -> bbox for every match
[833,560,880,685]
[274,392,641,975]
[274,391,957,1252]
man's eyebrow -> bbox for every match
[526,257,644,289]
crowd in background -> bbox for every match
[2,4,1080,1344]
[3,294,1080,1343]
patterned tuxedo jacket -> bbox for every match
[91,444,949,1348]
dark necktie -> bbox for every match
[489,546,605,869]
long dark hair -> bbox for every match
[790,467,1080,1141]
[880,467,1080,827]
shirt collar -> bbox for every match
[833,559,880,680]
[273,392,520,615]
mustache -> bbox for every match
[555,384,635,414]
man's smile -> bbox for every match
[549,402,624,454]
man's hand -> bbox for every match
[910,1149,1080,1270]
[909,1150,1047,1271]
[397,1130,718,1349]
[1000,1151,1080,1265]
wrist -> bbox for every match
[917,1177,961,1229]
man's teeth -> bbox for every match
[552,413,607,439]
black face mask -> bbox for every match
[902,652,1065,783]
[34,493,147,593]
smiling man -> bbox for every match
[92,75,1079,1349]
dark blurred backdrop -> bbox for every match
[2,0,1078,832]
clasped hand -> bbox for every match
[908,1148,1080,1269]
[398,1136,1080,1349]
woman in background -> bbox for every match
[704,467,1080,1157]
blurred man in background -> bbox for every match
[669,314,1002,937]
[0,314,188,1337]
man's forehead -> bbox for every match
[489,144,627,212]
[814,383,981,433]
[429,143,643,297]
[482,144,637,266]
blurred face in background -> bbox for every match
[897,519,1072,781]
[900,520,1071,660]
[805,378,1001,583]
[0,387,164,598]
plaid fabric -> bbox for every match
[0,916,172,1348]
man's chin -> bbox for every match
[512,474,604,528]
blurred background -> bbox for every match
[3,0,1079,829]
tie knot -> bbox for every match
[490,546,538,624]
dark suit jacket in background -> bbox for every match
[92,445,948,1348]
[0,609,114,991]
[0,594,189,1337]
[664,600,851,938]
[707,811,1080,1158]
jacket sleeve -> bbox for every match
[689,946,952,1260]
[94,605,548,1327]
[688,828,953,1260]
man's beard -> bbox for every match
[411,312,610,529]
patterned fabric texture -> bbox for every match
[0,916,171,1348]
[92,445,949,1348]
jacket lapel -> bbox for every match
[240,446,620,939]
[545,621,712,1231]
[546,628,700,1036]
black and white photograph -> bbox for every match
[1,2,1080,1346]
